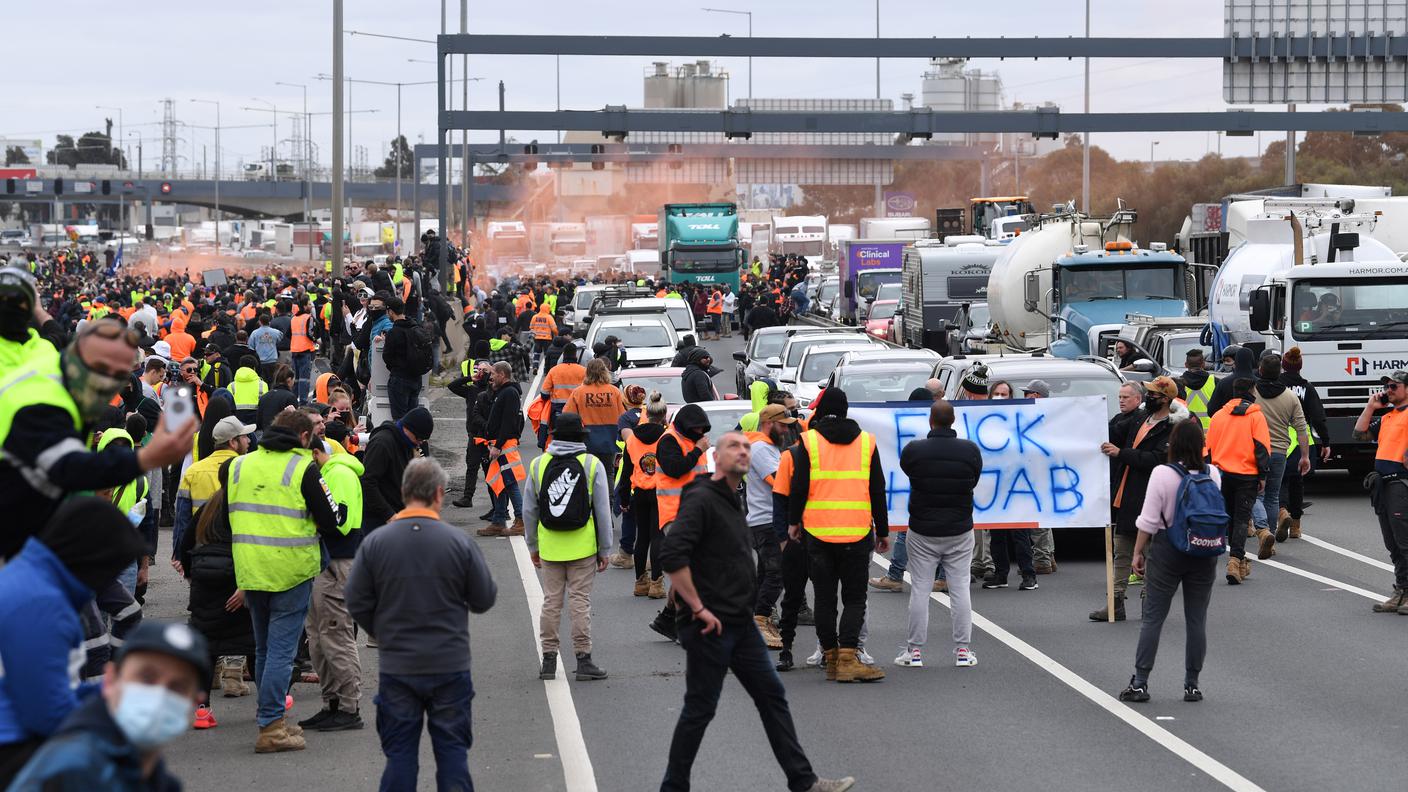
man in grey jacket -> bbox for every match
[525,412,614,683]
[1252,352,1310,559]
[346,458,497,792]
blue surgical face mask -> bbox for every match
[112,682,194,751]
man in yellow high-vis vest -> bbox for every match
[785,387,889,684]
[1182,349,1218,430]
[223,410,342,754]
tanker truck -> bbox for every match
[986,206,1199,358]
[1207,206,1408,473]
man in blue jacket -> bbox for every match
[0,497,147,785]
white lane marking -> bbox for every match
[1254,556,1383,602]
[1296,534,1395,573]
[511,535,598,792]
[874,553,1267,792]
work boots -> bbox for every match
[476,523,507,537]
[574,653,607,681]
[633,574,650,597]
[1088,599,1127,622]
[1226,556,1245,585]
[1373,587,1405,613]
[220,656,249,697]
[1289,517,1302,539]
[507,517,525,536]
[647,576,667,599]
[833,648,886,683]
[1255,528,1277,560]
[823,648,839,681]
[754,615,783,650]
[1275,508,1292,542]
[255,718,306,753]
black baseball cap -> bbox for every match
[115,621,212,689]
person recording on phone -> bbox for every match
[1353,371,1408,613]
[0,316,195,561]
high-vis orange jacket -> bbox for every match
[654,427,708,528]
[1207,399,1271,477]
[800,429,876,543]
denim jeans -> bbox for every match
[885,531,944,583]
[376,671,475,792]
[662,620,816,792]
[387,374,422,421]
[1260,452,1288,529]
[490,474,522,525]
[292,351,314,404]
[245,578,313,727]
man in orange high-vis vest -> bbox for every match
[479,362,526,538]
[705,289,723,340]
[645,403,712,642]
[529,303,557,365]
[536,345,585,449]
[290,305,317,405]
[785,387,888,683]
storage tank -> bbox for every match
[921,58,1002,146]
[642,61,728,109]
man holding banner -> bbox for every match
[786,388,889,684]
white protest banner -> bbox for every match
[848,395,1112,530]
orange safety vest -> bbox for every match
[486,438,523,495]
[800,428,875,543]
[400,277,412,303]
[239,303,257,322]
[530,311,556,341]
[654,426,708,528]
[290,314,316,353]
[624,431,661,493]
[707,294,723,315]
[540,363,585,407]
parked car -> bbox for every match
[826,359,939,403]
[931,354,1126,418]
[584,312,678,368]
[620,297,697,339]
[863,299,899,342]
[788,341,886,407]
[733,325,867,395]
[776,329,876,389]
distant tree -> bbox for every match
[47,131,125,169]
[374,135,414,179]
[4,146,29,166]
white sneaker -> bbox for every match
[894,648,923,667]
[954,647,977,668]
[856,646,876,666]
[804,645,824,667]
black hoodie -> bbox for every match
[1280,370,1330,444]
[657,404,710,481]
[680,347,717,404]
[1182,367,1213,392]
[618,421,667,502]
[657,474,757,626]
[786,415,889,538]
[1207,346,1257,417]
[359,421,419,529]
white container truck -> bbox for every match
[898,235,1003,351]
[859,216,931,242]
[769,215,829,267]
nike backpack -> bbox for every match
[537,454,594,530]
[1163,463,1229,557]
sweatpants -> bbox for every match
[540,556,598,656]
[990,528,1034,580]
[1133,532,1217,686]
[904,532,974,652]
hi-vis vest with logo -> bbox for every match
[1285,383,1318,455]
[654,427,708,528]
[624,432,660,492]
[531,452,599,562]
[227,448,320,592]
[1185,376,1217,429]
[801,429,875,543]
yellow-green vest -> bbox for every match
[461,358,477,377]
[392,263,405,285]
[1185,375,1218,430]
[319,453,363,535]
[0,358,83,500]
[229,373,267,412]
[178,448,240,511]
[543,294,557,314]
[531,452,599,562]
[228,448,320,592]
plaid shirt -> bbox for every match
[488,338,532,383]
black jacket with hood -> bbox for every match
[1182,367,1214,394]
[680,347,717,404]
[486,381,524,448]
[786,415,890,538]
[899,427,982,537]
[1108,407,1185,536]
[1280,370,1330,444]
[657,473,757,627]
[359,421,419,530]
[1207,346,1257,417]
[656,404,710,483]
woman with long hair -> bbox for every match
[1119,418,1222,704]
[618,391,669,598]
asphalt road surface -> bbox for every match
[154,327,1408,792]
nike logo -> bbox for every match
[547,469,580,517]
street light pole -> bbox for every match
[1150,140,1159,170]
[1081,0,1090,214]
[332,0,345,276]
[251,97,279,183]
[190,98,221,253]
[701,8,752,101]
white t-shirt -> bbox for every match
[722,292,737,313]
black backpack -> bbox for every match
[400,319,437,376]
[536,454,594,530]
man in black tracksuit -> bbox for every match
[447,360,493,509]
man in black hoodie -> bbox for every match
[647,403,712,641]
[360,407,433,531]
[657,431,855,792]
[381,297,422,421]
[670,334,699,368]
[479,362,525,537]
[786,387,889,683]
[680,346,718,404]
[1206,345,1255,417]
[447,359,493,509]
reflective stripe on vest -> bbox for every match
[229,376,266,411]
[801,429,874,543]
[461,358,477,377]
[227,449,320,591]
[290,314,316,353]
[486,438,523,496]
[532,452,599,562]
[1185,376,1217,429]
[655,427,707,528]
[0,363,84,500]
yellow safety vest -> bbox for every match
[531,452,599,562]
[178,449,240,511]
[1185,375,1218,430]
[227,448,320,592]
[229,374,267,413]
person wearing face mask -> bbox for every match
[0,497,148,785]
[1095,376,1187,620]
[7,620,212,792]
[0,266,63,372]
[0,318,194,561]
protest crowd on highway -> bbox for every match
[0,233,1402,792]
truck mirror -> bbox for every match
[1248,290,1271,332]
[1023,271,1038,310]
[844,281,855,299]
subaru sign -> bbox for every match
[883,191,916,217]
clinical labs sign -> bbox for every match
[849,395,1112,530]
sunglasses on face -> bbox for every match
[1386,383,1404,391]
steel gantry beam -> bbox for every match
[438,34,1408,61]
[412,142,993,163]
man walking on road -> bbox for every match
[1207,378,1270,584]
[894,400,981,669]
[480,362,526,537]
[525,413,613,683]
[1252,353,1310,558]
[658,431,856,792]
[1353,371,1408,613]
[786,387,889,683]
[346,458,498,792]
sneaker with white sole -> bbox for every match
[805,645,824,667]
[856,646,876,665]
[954,647,977,667]
[894,648,923,667]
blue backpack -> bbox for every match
[1163,464,1229,557]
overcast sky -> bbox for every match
[8,1,1328,174]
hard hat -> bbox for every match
[0,267,38,308]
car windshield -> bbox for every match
[704,407,752,444]
[673,250,738,273]
[666,304,693,331]
[602,323,671,348]
[623,375,684,404]
[1291,278,1408,340]
[857,270,901,300]
[989,368,1123,418]
[868,302,897,320]
[817,281,839,302]
[968,303,991,326]
[836,365,934,401]
[1166,335,1211,366]
[1060,265,1181,302]
[574,290,601,310]
[874,283,901,302]
[800,349,862,382]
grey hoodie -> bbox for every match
[523,440,614,559]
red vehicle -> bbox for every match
[864,299,899,342]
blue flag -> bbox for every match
[109,239,123,276]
